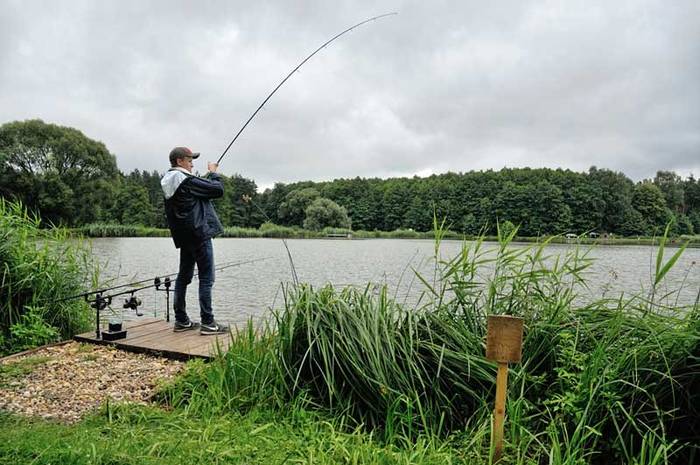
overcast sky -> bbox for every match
[1,0,698,189]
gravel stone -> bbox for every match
[0,342,184,423]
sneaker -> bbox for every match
[174,320,200,332]
[200,321,229,335]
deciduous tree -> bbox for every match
[0,119,119,225]
[303,198,351,230]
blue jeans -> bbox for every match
[173,239,215,325]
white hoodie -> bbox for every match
[160,167,192,199]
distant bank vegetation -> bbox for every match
[2,119,700,237]
[72,222,700,247]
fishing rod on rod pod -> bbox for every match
[55,256,272,303]
[77,256,272,339]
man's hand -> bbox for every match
[208,161,219,173]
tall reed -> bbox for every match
[161,221,698,463]
[0,199,95,354]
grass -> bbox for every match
[75,223,170,238]
[0,406,456,465]
[0,355,53,387]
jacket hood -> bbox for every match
[161,168,191,199]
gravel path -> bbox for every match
[0,342,184,423]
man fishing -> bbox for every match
[160,146,229,335]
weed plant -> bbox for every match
[0,199,94,355]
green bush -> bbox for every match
[8,308,60,352]
[0,199,94,355]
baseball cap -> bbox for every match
[169,147,200,164]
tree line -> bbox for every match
[258,168,700,236]
[1,119,699,236]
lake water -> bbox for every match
[89,238,700,326]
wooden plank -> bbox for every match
[190,336,231,357]
[74,318,163,341]
[145,332,225,353]
[129,333,197,351]
[124,318,163,330]
[486,315,524,363]
[119,325,172,345]
[73,317,233,361]
[0,340,73,363]
[75,320,167,344]
[114,330,178,352]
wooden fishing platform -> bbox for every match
[74,318,232,361]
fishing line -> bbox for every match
[215,12,397,166]
[243,194,299,286]
[93,256,273,302]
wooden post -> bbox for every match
[486,315,524,464]
[492,362,509,462]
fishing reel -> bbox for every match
[86,293,114,339]
[88,293,112,311]
[123,294,143,316]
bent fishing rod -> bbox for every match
[209,14,396,285]
[215,12,397,165]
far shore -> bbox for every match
[70,224,700,248]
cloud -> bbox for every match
[1,0,698,188]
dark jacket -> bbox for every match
[161,168,224,248]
